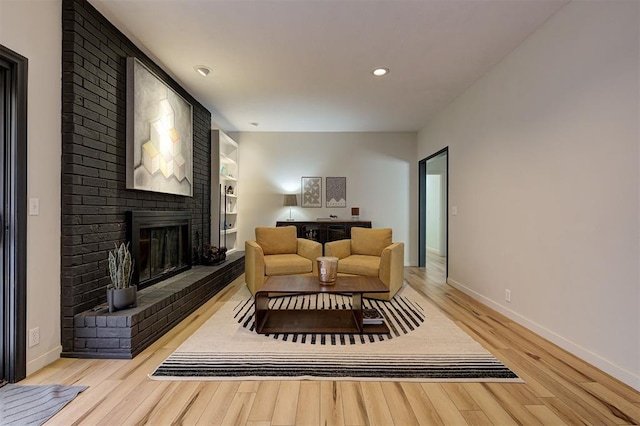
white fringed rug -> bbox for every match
[151,285,522,382]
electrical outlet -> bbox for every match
[29,327,40,347]
[505,289,511,303]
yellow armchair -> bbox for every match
[245,226,322,294]
[324,227,404,300]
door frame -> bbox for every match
[1,45,28,383]
[418,147,448,279]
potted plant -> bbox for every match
[106,242,136,313]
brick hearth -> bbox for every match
[69,252,244,359]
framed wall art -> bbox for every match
[126,57,193,196]
[301,177,322,208]
[326,177,346,207]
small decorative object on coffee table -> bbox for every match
[316,256,338,284]
[362,308,384,325]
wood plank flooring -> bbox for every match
[25,262,640,425]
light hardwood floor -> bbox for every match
[25,265,640,425]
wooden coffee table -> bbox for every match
[254,275,390,334]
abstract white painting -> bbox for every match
[126,57,193,196]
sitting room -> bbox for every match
[1,0,639,424]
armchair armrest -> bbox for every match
[324,239,352,259]
[297,238,323,275]
[379,242,405,298]
[245,240,265,295]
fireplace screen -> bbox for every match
[138,225,187,282]
[127,211,191,290]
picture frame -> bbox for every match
[326,177,346,208]
[126,57,193,197]
[301,177,322,208]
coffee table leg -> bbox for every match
[353,293,362,310]
[255,292,269,333]
[353,293,363,332]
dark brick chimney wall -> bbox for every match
[61,0,211,353]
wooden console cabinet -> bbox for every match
[275,220,372,245]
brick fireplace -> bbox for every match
[60,0,243,357]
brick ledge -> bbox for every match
[64,251,245,359]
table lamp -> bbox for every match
[283,194,298,221]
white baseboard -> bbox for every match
[26,345,62,377]
[446,277,640,392]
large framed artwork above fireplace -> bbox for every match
[127,211,192,290]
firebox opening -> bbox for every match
[127,211,192,290]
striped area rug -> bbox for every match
[151,285,521,382]
[234,291,425,344]
[0,384,88,425]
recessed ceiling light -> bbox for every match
[194,65,212,77]
[372,67,389,77]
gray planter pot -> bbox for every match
[107,286,137,313]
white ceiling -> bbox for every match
[89,0,568,132]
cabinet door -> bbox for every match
[327,225,346,242]
[302,225,321,242]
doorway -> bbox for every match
[1,45,28,384]
[418,147,448,280]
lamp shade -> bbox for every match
[283,194,298,207]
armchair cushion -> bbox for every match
[256,226,297,255]
[264,254,313,276]
[351,227,392,257]
[337,255,380,277]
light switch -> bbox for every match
[29,198,40,216]
[451,206,458,216]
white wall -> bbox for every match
[426,175,442,254]
[231,132,418,265]
[425,153,448,257]
[0,0,63,374]
[418,1,640,390]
